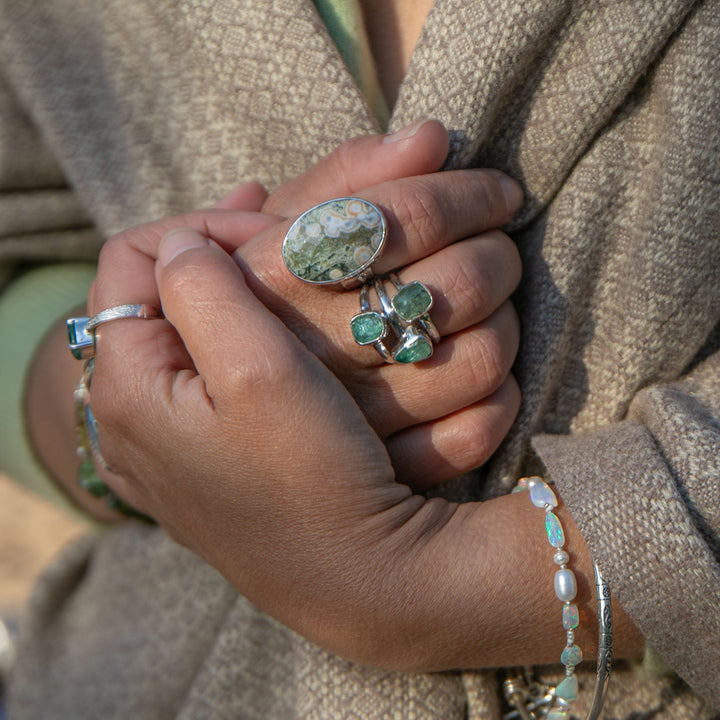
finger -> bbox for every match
[234,167,523,321]
[263,119,450,216]
[386,375,521,491]
[90,210,281,316]
[267,236,521,372]
[355,301,520,437]
[395,230,522,337]
[213,180,269,210]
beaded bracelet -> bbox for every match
[73,358,150,520]
[507,476,612,720]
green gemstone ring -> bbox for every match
[351,273,440,364]
[282,197,387,285]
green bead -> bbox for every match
[561,644,583,667]
[545,511,565,547]
[394,333,433,364]
[351,312,386,345]
[555,675,578,701]
[391,281,432,321]
[77,457,109,497]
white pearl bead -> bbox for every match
[554,568,577,602]
[553,550,569,566]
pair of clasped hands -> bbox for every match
[88,120,618,673]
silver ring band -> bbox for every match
[86,303,163,333]
[68,304,163,360]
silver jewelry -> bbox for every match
[86,303,163,332]
[351,273,439,364]
[282,197,387,286]
[67,304,163,359]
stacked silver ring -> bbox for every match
[352,273,439,364]
[281,197,439,365]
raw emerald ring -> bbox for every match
[351,273,439,364]
[281,197,387,286]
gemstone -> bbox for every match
[555,675,578,701]
[351,312,386,345]
[77,457,109,497]
[394,331,433,364]
[391,281,432,321]
[561,644,583,667]
[282,198,386,284]
[554,568,577,602]
[547,710,569,720]
[529,481,557,509]
[545,512,565,547]
[562,603,580,629]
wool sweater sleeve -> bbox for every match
[533,346,720,708]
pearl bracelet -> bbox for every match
[508,475,615,720]
[514,476,580,717]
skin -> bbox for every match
[25,2,644,676]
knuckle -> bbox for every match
[464,325,511,393]
[388,180,449,252]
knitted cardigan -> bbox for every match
[1,0,719,718]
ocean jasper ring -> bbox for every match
[281,197,387,286]
[351,273,439,364]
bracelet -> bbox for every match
[72,358,150,520]
[504,476,612,720]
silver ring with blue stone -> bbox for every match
[281,197,387,286]
[351,273,439,364]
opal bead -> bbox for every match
[561,644,583,667]
[563,603,579,630]
[555,675,579,701]
[545,512,565,547]
[554,568,577,601]
[529,481,557,508]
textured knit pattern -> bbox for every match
[0,0,719,717]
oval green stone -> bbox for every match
[282,198,386,284]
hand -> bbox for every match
[86,122,643,671]
[92,120,523,490]
[88,214,643,674]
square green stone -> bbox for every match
[351,312,386,345]
[393,332,433,364]
[391,282,432,321]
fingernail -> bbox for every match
[498,175,524,212]
[383,117,431,143]
[158,228,209,267]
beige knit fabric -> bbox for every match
[1,0,719,717]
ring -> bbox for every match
[282,197,387,286]
[67,303,163,359]
[351,273,439,364]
